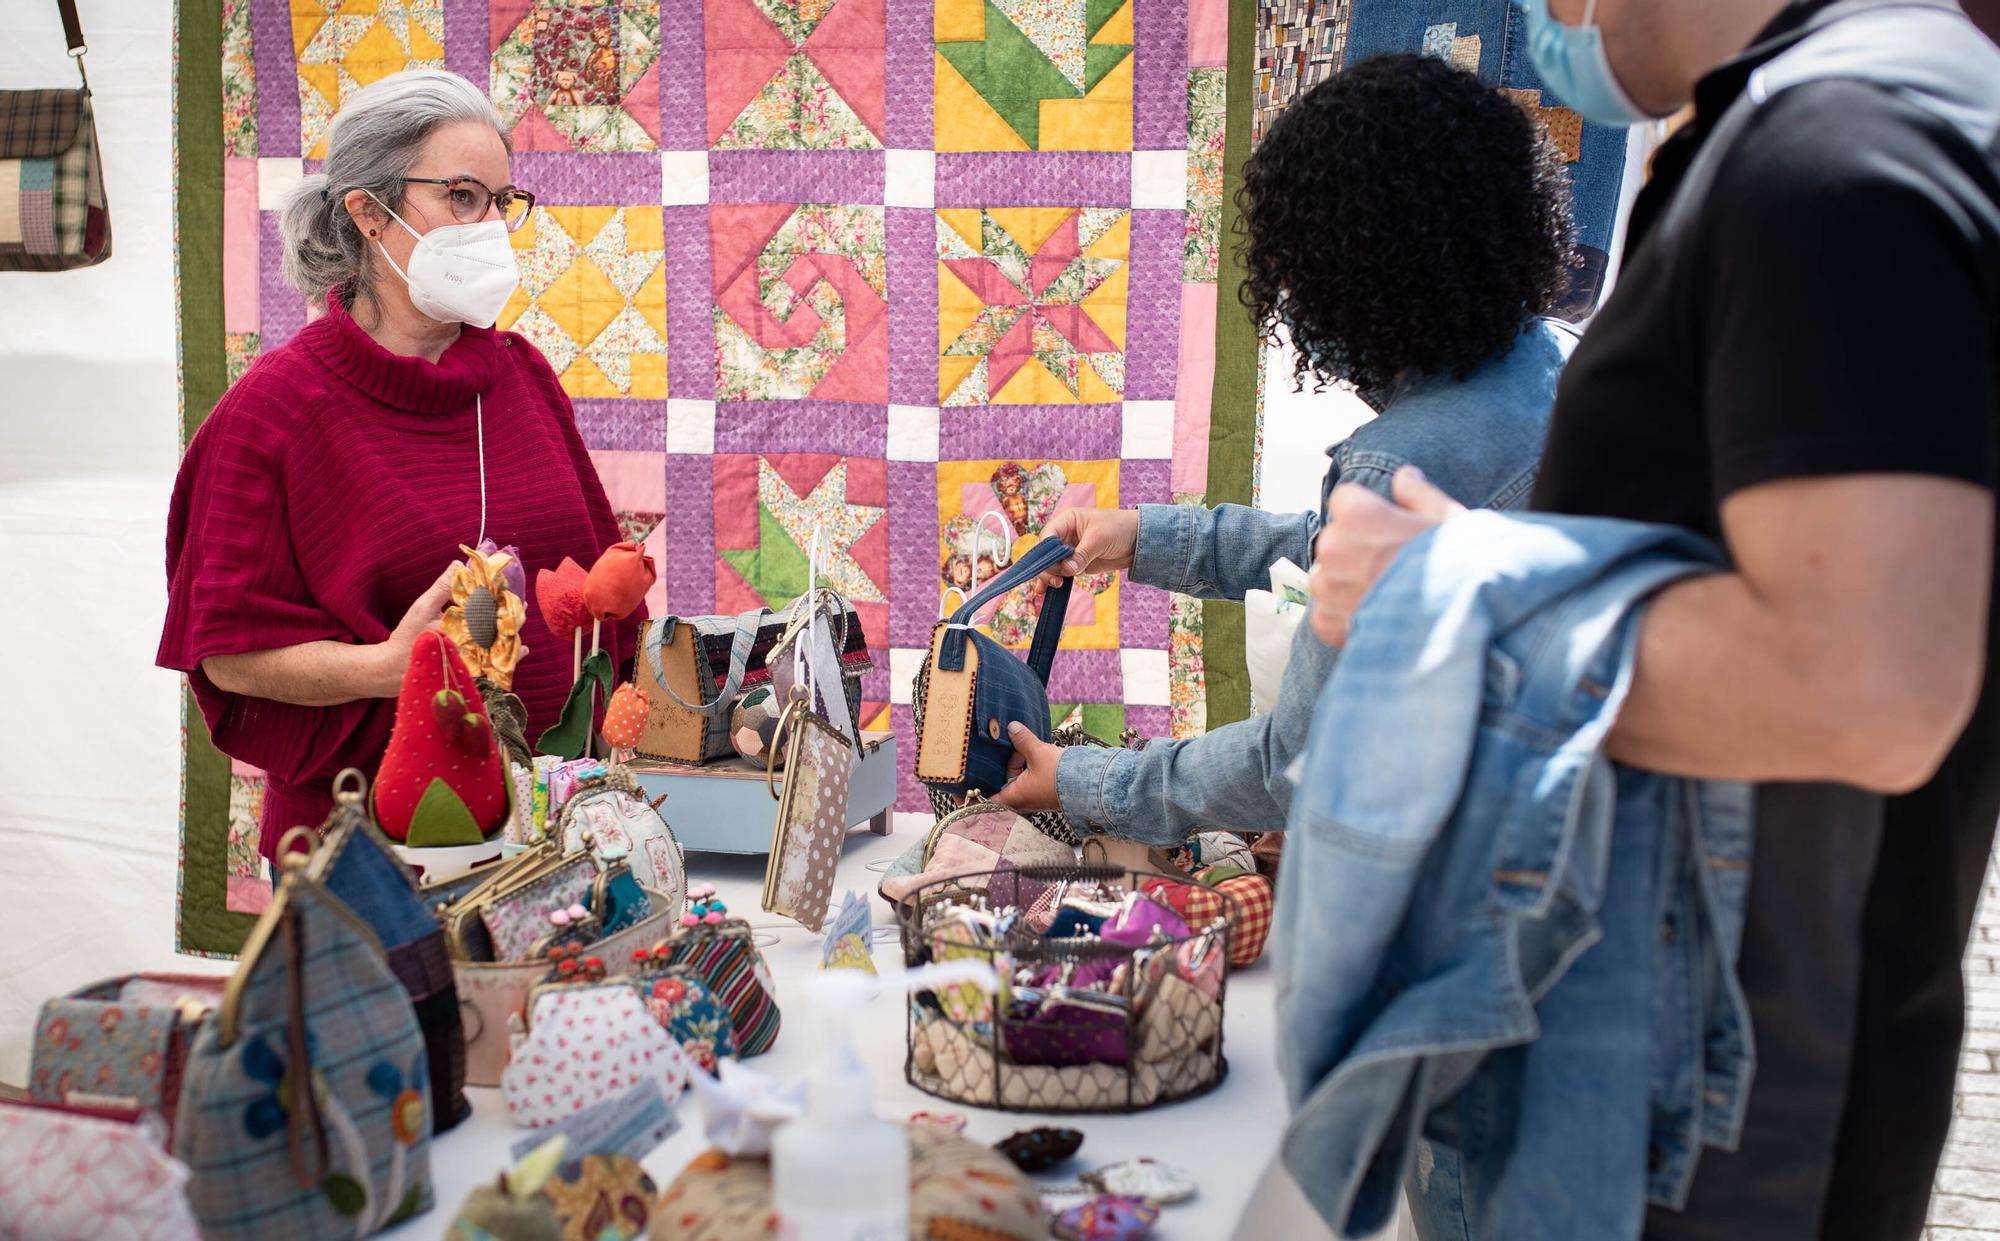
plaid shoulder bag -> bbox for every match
[1,0,111,271]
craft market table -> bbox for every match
[381,823,1286,1241]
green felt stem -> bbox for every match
[536,650,615,761]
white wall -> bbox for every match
[0,2,223,1082]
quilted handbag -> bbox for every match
[877,797,1076,908]
[307,770,470,1135]
[914,538,1074,798]
[646,919,781,1057]
[28,973,223,1146]
[0,1096,200,1240]
[0,0,111,272]
[502,980,691,1128]
[174,849,434,1240]
[1138,865,1272,969]
[635,602,870,767]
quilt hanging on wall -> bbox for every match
[172,0,1626,955]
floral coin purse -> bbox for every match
[557,768,687,918]
[631,964,740,1073]
[502,981,691,1128]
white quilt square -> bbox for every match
[1131,150,1189,211]
[660,151,710,207]
[666,399,716,454]
[1122,649,1171,706]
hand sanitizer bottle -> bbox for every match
[771,1041,909,1241]
[771,961,997,1241]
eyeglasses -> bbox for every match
[398,176,536,232]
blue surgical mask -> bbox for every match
[1521,0,1651,128]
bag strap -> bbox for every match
[55,0,88,86]
[644,610,765,718]
[55,0,84,52]
[937,537,1074,684]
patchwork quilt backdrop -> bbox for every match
[173,0,1625,954]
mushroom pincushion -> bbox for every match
[373,631,512,846]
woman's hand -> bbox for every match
[374,567,457,695]
[1037,507,1141,588]
[1310,466,1464,647]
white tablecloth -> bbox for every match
[381,823,1289,1240]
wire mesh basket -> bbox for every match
[896,862,1239,1114]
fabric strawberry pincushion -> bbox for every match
[373,630,512,845]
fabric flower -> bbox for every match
[584,542,657,621]
[442,545,529,691]
[241,1028,318,1142]
[367,1056,429,1147]
[476,539,527,600]
[535,557,592,642]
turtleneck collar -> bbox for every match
[298,287,502,413]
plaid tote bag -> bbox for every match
[1,0,111,271]
[173,848,434,1240]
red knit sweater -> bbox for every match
[159,292,634,860]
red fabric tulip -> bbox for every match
[534,557,590,641]
[584,542,657,621]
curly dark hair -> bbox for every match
[1240,53,1576,399]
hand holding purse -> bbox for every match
[914,538,1075,797]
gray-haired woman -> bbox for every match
[156,68,634,865]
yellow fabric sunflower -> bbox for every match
[441,545,528,691]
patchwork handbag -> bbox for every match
[877,797,1077,908]
[0,0,111,272]
[174,849,434,1240]
[914,538,1075,798]
[635,602,870,766]
[502,980,691,1128]
[307,771,470,1135]
[0,1096,201,1240]
[647,919,782,1057]
[29,972,224,1146]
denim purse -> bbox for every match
[914,538,1074,797]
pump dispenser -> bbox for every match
[771,962,998,1241]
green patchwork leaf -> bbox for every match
[405,779,487,848]
[719,506,812,609]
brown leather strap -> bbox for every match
[55,0,85,55]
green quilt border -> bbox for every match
[1199,0,1259,730]
[174,0,255,958]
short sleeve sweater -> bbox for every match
[158,290,635,859]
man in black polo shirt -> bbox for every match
[1309,0,2000,1236]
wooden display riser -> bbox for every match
[626,731,897,855]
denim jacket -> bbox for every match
[1056,319,1573,844]
[1274,511,1754,1239]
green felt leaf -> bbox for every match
[406,779,488,848]
[536,650,616,761]
[719,506,811,610]
[321,1172,367,1219]
[936,1,1079,149]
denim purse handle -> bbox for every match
[937,537,1076,685]
[644,609,766,718]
